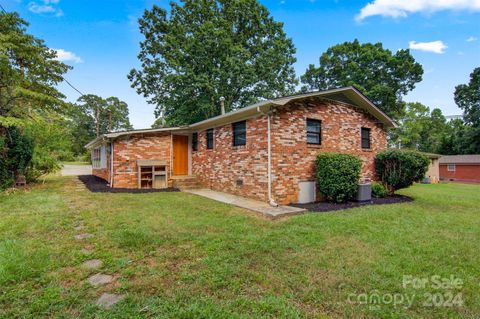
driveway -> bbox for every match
[61,164,92,176]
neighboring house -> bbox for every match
[439,155,480,183]
[86,87,396,205]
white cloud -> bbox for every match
[53,49,83,63]
[28,0,63,17]
[467,36,478,42]
[409,40,447,54]
[356,0,480,21]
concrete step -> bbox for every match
[171,176,201,190]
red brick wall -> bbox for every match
[192,116,270,201]
[112,132,172,188]
[440,164,480,183]
[270,98,387,204]
[92,168,109,182]
[192,98,387,205]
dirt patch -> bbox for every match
[292,195,413,212]
[78,175,179,193]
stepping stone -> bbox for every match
[81,249,93,255]
[75,233,93,240]
[87,273,113,287]
[74,225,83,231]
[96,293,126,309]
[81,259,103,270]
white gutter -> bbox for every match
[110,142,114,187]
[258,106,278,207]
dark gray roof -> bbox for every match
[439,155,480,164]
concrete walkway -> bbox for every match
[61,164,92,176]
[185,189,306,219]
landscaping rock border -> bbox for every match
[292,195,413,212]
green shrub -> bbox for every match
[372,182,387,198]
[0,127,34,189]
[315,153,362,203]
[375,150,429,194]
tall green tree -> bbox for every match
[391,102,448,153]
[0,12,69,124]
[437,119,470,155]
[0,12,69,188]
[128,0,297,126]
[300,39,423,119]
[74,94,133,138]
[68,95,133,156]
[454,67,480,153]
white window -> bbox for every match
[92,145,107,169]
[447,164,456,172]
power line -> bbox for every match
[62,76,85,96]
[1,3,85,97]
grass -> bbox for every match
[0,177,479,318]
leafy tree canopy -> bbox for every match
[0,11,69,188]
[300,39,423,120]
[67,95,132,157]
[129,0,297,126]
[436,119,471,155]
[454,67,480,154]
[391,102,448,153]
[74,94,133,138]
[455,67,480,127]
[0,12,70,126]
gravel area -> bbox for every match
[292,195,413,212]
[78,175,179,193]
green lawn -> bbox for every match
[0,177,479,318]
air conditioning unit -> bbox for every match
[356,182,372,202]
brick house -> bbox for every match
[439,155,480,183]
[86,87,396,205]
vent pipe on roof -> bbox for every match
[220,96,225,115]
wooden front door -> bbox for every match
[173,135,188,175]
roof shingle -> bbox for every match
[439,155,480,164]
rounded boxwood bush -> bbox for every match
[315,152,362,203]
[375,150,429,194]
[372,182,387,198]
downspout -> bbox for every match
[110,142,114,188]
[258,105,278,207]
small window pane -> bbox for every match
[206,129,214,149]
[306,119,321,145]
[233,121,246,146]
[447,164,455,172]
[307,120,321,133]
[307,133,320,144]
[361,127,371,149]
[192,133,198,151]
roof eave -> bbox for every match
[84,127,184,149]
[189,101,272,131]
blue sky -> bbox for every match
[4,0,480,128]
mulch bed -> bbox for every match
[292,195,413,212]
[78,175,180,193]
